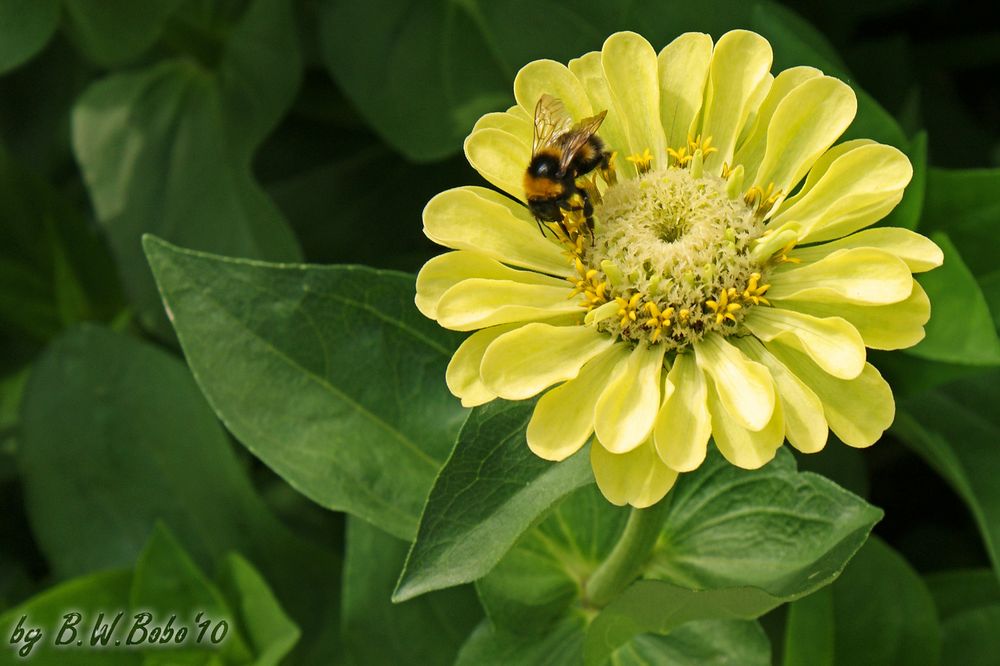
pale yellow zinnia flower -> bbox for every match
[415,30,942,508]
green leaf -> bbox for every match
[0,147,123,341]
[612,620,771,666]
[341,517,482,665]
[216,554,300,666]
[457,616,770,666]
[921,167,1000,278]
[940,605,1000,666]
[893,370,1000,579]
[71,0,302,336]
[584,448,881,666]
[476,485,627,633]
[130,525,254,664]
[143,237,466,540]
[61,0,183,67]
[0,569,137,665]
[393,399,594,602]
[650,449,882,593]
[907,233,1000,366]
[17,324,339,662]
[925,568,1000,622]
[319,0,904,160]
[783,537,941,666]
[0,0,59,74]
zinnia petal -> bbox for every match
[602,31,666,164]
[771,142,912,243]
[767,248,913,305]
[594,343,666,453]
[698,30,773,172]
[653,353,712,472]
[526,344,629,461]
[568,51,636,179]
[480,323,614,400]
[657,32,713,150]
[767,343,894,448]
[591,438,679,508]
[415,250,568,320]
[706,376,785,469]
[743,307,866,380]
[463,127,529,201]
[514,59,592,122]
[435,278,580,330]
[789,227,943,273]
[445,323,520,407]
[735,337,829,453]
[423,187,572,276]
[694,333,775,432]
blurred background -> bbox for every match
[1,0,999,663]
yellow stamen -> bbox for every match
[626,148,654,174]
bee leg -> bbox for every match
[599,151,618,186]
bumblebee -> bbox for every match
[524,94,611,233]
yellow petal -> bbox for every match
[706,376,785,469]
[513,59,592,123]
[657,32,713,150]
[767,248,913,305]
[789,227,943,273]
[733,66,823,183]
[653,353,712,472]
[734,337,829,453]
[694,333,775,432]
[480,323,614,400]
[743,307,866,380]
[436,279,579,331]
[591,438,679,508]
[527,344,630,461]
[774,280,930,351]
[423,187,571,276]
[568,51,636,180]
[446,323,520,407]
[594,343,666,453]
[471,110,533,144]
[698,30,773,173]
[463,127,530,202]
[767,344,894,448]
[602,32,666,164]
[415,250,568,319]
[779,139,874,204]
[752,77,857,195]
[771,143,912,243]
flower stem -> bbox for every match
[584,502,668,607]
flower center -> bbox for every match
[569,159,774,350]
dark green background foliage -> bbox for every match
[1,0,999,663]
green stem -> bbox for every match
[584,502,668,608]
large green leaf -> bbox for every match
[0,0,59,75]
[144,237,466,540]
[906,233,1000,366]
[475,485,628,633]
[456,616,770,666]
[318,0,904,161]
[921,167,1000,278]
[61,0,183,67]
[783,537,941,666]
[341,517,482,665]
[893,370,1000,579]
[393,399,594,602]
[71,0,302,336]
[584,449,881,665]
[925,568,1000,622]
[18,324,338,662]
[939,605,1000,666]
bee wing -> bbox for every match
[532,94,574,154]
[557,110,608,175]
